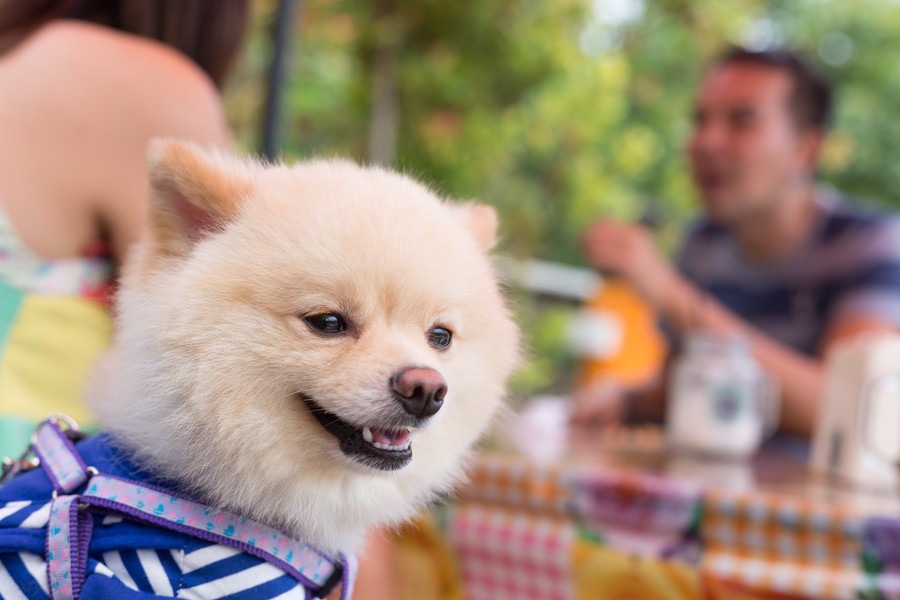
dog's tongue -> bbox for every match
[371,427,410,446]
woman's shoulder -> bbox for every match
[11,20,229,144]
[26,21,205,78]
[13,20,223,115]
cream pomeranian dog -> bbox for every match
[89,140,520,560]
[0,140,519,598]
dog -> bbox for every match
[0,141,519,599]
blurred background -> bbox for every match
[222,0,900,400]
[4,2,900,598]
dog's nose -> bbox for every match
[392,368,448,418]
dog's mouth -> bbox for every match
[300,396,414,471]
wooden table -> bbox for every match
[443,409,900,600]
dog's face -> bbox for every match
[96,141,519,551]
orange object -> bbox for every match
[577,278,667,388]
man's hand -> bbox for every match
[581,220,679,308]
[570,377,628,426]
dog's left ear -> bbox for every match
[146,139,256,260]
[454,203,499,252]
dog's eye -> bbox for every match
[305,313,347,334]
[428,327,452,350]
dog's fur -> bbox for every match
[90,141,520,554]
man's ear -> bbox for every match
[146,139,256,260]
[800,128,825,176]
[453,202,500,252]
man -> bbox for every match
[575,48,900,436]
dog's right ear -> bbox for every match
[453,202,499,252]
[146,139,256,260]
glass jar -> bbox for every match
[666,332,778,459]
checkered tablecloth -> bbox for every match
[448,452,900,600]
[458,453,569,515]
[452,454,574,600]
[702,489,867,599]
[450,504,575,600]
[450,454,706,599]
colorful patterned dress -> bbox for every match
[0,208,114,458]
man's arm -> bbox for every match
[581,220,898,437]
[660,275,821,434]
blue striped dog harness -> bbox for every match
[0,416,357,599]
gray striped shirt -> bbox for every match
[677,190,900,356]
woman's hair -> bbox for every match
[0,0,250,88]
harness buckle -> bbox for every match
[0,452,39,485]
[1,414,86,486]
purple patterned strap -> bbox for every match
[337,553,358,600]
[47,494,92,600]
[81,474,345,593]
[32,421,90,494]
[30,416,354,599]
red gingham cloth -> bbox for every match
[450,503,575,600]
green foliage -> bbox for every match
[226,0,900,397]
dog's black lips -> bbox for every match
[300,396,412,471]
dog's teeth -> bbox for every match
[362,427,374,443]
[371,441,412,451]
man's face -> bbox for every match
[687,63,815,225]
